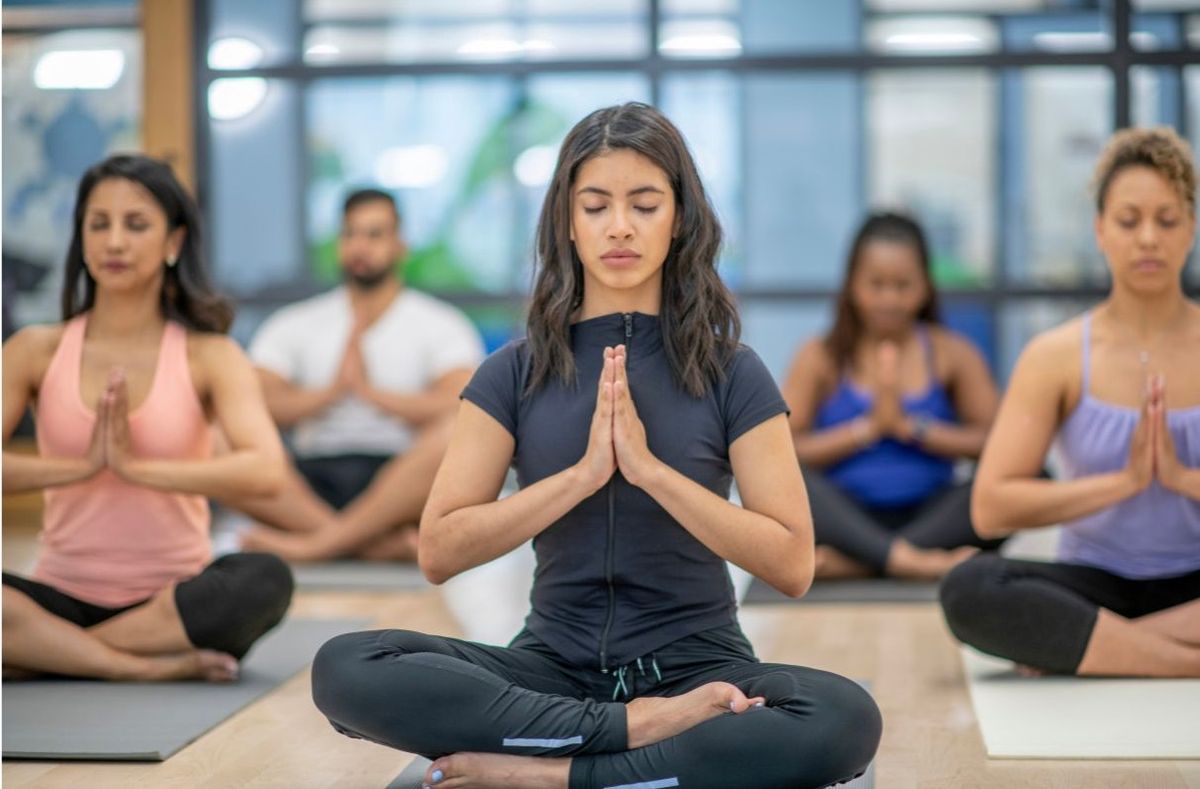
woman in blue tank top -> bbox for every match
[781,212,1003,580]
[310,103,881,789]
[941,127,1200,677]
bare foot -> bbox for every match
[814,545,874,579]
[885,540,977,581]
[140,649,239,682]
[422,752,570,789]
[626,681,766,750]
[359,525,420,562]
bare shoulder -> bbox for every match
[1008,318,1083,406]
[790,337,836,379]
[4,323,67,381]
[185,331,253,390]
[1021,318,1081,367]
[6,323,67,355]
[928,325,986,364]
[1185,300,1200,337]
[186,331,246,363]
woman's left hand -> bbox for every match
[104,368,136,479]
[1151,374,1185,494]
[611,346,660,487]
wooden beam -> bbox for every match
[141,0,195,192]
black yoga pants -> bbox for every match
[311,624,882,789]
[940,553,1200,673]
[804,468,1005,572]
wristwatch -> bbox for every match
[910,415,932,445]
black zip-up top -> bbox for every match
[462,312,788,670]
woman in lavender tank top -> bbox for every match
[941,127,1200,677]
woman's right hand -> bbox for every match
[575,347,617,492]
[1124,382,1157,493]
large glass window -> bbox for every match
[1005,68,1112,287]
[307,77,518,292]
[193,1,1200,377]
[2,27,141,327]
[869,70,996,287]
[740,73,860,289]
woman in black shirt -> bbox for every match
[311,102,881,789]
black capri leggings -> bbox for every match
[311,624,881,789]
[940,553,1200,674]
[804,469,1005,572]
[2,552,294,660]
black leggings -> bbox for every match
[2,552,294,660]
[804,469,1004,572]
[311,624,881,789]
[940,553,1200,673]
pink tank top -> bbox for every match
[33,314,213,607]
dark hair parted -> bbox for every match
[1091,126,1196,215]
[526,102,740,397]
[343,187,401,224]
[824,211,941,372]
[61,154,234,333]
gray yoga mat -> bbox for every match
[2,617,368,761]
[387,684,877,789]
[292,560,429,591]
[743,577,938,604]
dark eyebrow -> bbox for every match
[576,185,666,198]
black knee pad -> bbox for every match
[175,553,294,659]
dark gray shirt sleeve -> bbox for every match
[460,341,522,437]
[722,347,790,445]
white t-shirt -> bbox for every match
[250,286,485,457]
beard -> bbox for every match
[344,264,395,290]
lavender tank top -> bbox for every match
[1054,313,1200,579]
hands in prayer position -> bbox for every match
[577,345,659,491]
[1128,373,1188,496]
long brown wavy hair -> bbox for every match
[824,211,941,372]
[526,102,739,397]
[61,154,234,333]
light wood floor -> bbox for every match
[3,503,1199,788]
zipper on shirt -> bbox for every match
[599,313,634,673]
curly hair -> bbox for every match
[1091,126,1196,215]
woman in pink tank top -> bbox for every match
[3,155,293,682]
[941,128,1200,677]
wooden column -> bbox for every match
[141,0,195,191]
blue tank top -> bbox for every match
[1054,313,1200,579]
[814,328,957,508]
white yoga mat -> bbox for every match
[962,647,1200,759]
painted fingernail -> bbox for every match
[431,769,444,783]
[754,702,764,708]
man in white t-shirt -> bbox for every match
[235,188,484,561]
